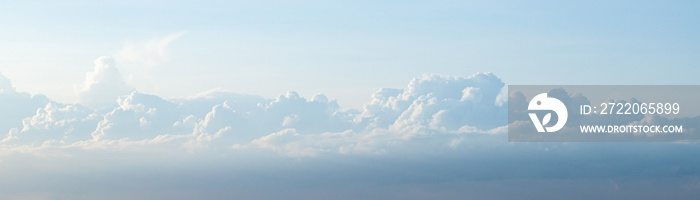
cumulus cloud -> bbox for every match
[356,73,506,133]
[77,56,135,109]
[4,71,514,156]
[13,69,699,156]
[1,70,699,199]
[0,73,51,144]
[8,102,97,145]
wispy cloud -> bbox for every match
[115,31,187,66]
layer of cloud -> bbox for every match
[1,68,699,199]
[2,67,510,155]
[5,64,699,157]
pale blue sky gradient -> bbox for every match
[1,0,698,108]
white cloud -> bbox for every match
[0,74,51,145]
[0,70,698,200]
[76,56,135,109]
[357,73,507,132]
[115,31,187,66]
[4,72,515,155]
[44,71,700,156]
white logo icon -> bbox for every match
[528,93,568,132]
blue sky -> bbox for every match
[1,1,698,108]
[0,1,699,199]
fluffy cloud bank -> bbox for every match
[1,61,699,200]
[0,60,509,155]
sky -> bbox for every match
[1,1,698,108]
[0,0,699,199]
